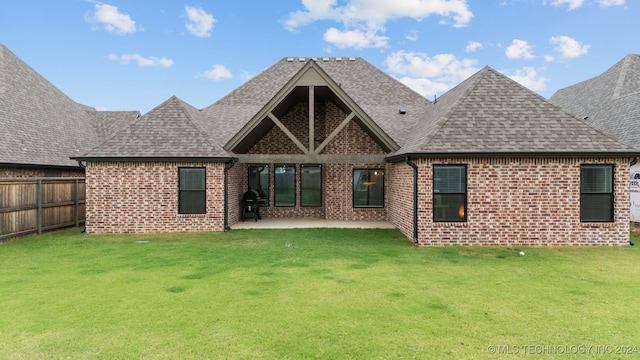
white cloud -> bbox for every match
[405,30,419,41]
[465,41,483,53]
[598,0,625,6]
[285,0,473,29]
[108,54,174,68]
[506,39,535,60]
[549,0,585,10]
[396,77,453,99]
[384,51,479,97]
[283,0,473,49]
[89,3,137,34]
[323,26,388,49]
[185,6,215,38]
[507,67,549,92]
[549,35,590,60]
[202,65,232,80]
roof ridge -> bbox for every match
[168,96,227,152]
[612,54,632,99]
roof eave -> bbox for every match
[386,151,640,162]
[71,156,237,163]
[0,162,84,170]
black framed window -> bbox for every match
[301,164,322,207]
[248,164,269,206]
[433,165,467,222]
[275,164,295,207]
[580,164,614,222]
[179,167,206,214]
[353,169,384,208]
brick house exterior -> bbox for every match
[4,40,634,246]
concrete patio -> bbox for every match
[231,217,396,230]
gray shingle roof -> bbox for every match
[78,96,229,159]
[391,66,637,157]
[200,57,430,147]
[549,54,640,150]
[0,43,139,167]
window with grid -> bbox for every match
[433,165,466,222]
[580,164,614,222]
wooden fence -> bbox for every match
[0,178,85,241]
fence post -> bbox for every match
[37,179,42,235]
[74,179,79,227]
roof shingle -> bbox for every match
[392,66,637,157]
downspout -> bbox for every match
[631,157,637,246]
[405,156,419,244]
[223,159,237,231]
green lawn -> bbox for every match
[1,228,639,359]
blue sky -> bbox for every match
[0,0,636,114]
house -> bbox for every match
[70,56,636,246]
[0,43,139,178]
[549,54,640,222]
[1,42,634,245]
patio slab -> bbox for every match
[231,218,396,230]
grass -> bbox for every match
[0,228,639,359]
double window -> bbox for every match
[580,164,614,222]
[178,167,206,214]
[353,169,384,208]
[433,165,467,222]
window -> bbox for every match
[353,169,384,208]
[580,165,614,222]
[248,164,269,206]
[301,164,322,207]
[275,164,296,206]
[433,165,466,222]
[179,168,206,214]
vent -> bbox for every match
[298,57,305,62]
[349,57,356,61]
[287,57,294,62]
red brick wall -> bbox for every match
[242,99,387,221]
[387,161,415,240]
[226,163,244,227]
[404,157,630,246]
[84,161,225,234]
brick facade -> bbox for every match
[84,161,225,234]
[385,157,631,246]
[81,102,631,246]
[236,99,388,223]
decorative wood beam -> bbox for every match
[314,111,355,155]
[268,112,309,154]
[309,86,315,153]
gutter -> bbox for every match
[405,156,419,245]
[223,159,237,231]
